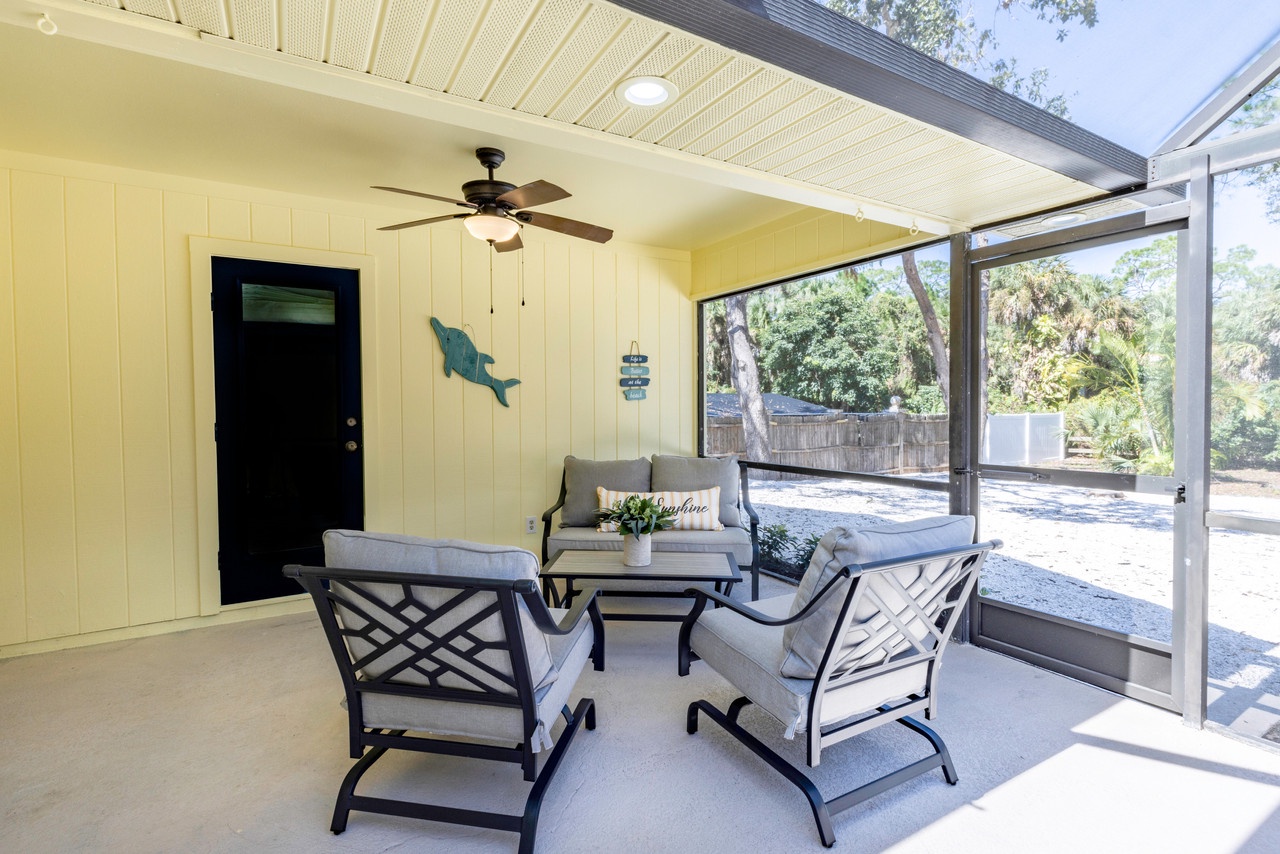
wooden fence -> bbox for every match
[705,412,949,477]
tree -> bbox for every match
[757,286,899,411]
[902,252,949,400]
[824,0,1100,117]
[724,293,773,466]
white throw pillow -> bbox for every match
[595,487,724,532]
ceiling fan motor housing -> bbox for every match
[462,179,519,208]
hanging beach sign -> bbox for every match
[621,341,650,400]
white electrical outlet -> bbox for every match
[525,516,538,535]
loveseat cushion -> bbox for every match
[547,525,753,567]
[322,529,558,691]
[561,456,651,527]
[779,516,975,679]
[651,454,741,528]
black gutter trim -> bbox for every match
[609,0,1148,191]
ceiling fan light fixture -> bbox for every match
[464,213,520,243]
[616,76,677,107]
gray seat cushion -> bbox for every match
[561,456,651,527]
[547,525,753,567]
[651,454,741,528]
[690,594,933,740]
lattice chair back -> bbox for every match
[314,531,564,754]
[286,531,603,848]
[807,540,989,760]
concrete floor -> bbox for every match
[4,584,1280,853]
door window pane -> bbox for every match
[981,233,1176,476]
[242,284,336,325]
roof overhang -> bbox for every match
[0,0,1156,247]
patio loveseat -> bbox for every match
[541,454,761,600]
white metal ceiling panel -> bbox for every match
[281,0,327,60]
[411,0,482,90]
[576,32,698,131]
[658,68,786,152]
[371,0,435,80]
[329,0,381,71]
[632,57,755,145]
[749,107,888,174]
[726,99,851,169]
[517,5,625,117]
[606,42,729,138]
[677,72,795,155]
[123,0,177,21]
[699,88,834,161]
[483,0,582,109]
[546,18,662,124]
[786,114,913,184]
[174,0,227,35]
[75,0,1124,231]
[450,0,537,101]
[229,0,276,47]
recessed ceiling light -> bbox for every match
[1042,211,1087,227]
[616,76,677,107]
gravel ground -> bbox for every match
[748,474,1280,735]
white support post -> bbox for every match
[1172,156,1213,727]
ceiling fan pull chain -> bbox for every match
[520,251,525,307]
[489,248,494,315]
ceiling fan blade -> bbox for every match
[516,211,612,243]
[377,213,470,231]
[496,180,571,210]
[493,231,524,253]
[371,185,475,207]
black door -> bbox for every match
[212,258,363,604]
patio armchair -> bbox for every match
[677,516,1000,847]
[285,530,604,853]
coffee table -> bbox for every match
[541,549,741,622]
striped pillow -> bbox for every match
[595,487,724,532]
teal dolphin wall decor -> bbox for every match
[430,317,521,407]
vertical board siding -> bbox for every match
[117,185,177,627]
[690,210,916,299]
[0,168,25,645]
[12,171,77,641]
[163,192,209,619]
[0,155,695,650]
[65,179,129,634]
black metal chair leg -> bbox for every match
[331,743,391,834]
[518,698,594,854]
[898,715,958,784]
[688,699,835,846]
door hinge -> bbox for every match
[1174,484,1186,504]
[213,422,218,442]
[210,291,215,311]
[952,467,975,476]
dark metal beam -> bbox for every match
[610,0,1148,190]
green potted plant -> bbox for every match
[596,495,678,566]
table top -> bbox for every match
[541,549,740,582]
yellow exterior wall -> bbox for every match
[691,208,923,299]
[0,151,693,653]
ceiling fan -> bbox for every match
[373,147,613,252]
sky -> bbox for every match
[963,0,1280,273]
[979,0,1280,155]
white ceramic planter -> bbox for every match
[622,532,652,566]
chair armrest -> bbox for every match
[736,460,760,527]
[677,567,852,675]
[523,586,599,636]
[540,472,568,564]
